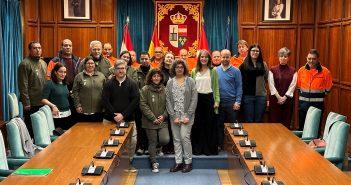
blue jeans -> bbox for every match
[217,102,238,148]
[243,96,266,123]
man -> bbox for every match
[211,50,221,67]
[103,42,117,66]
[150,47,163,68]
[130,50,140,69]
[47,39,80,90]
[179,48,196,71]
[216,49,243,151]
[78,40,111,78]
[18,41,47,137]
[297,49,333,130]
[102,59,139,172]
[135,52,152,155]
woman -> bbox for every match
[166,59,197,173]
[140,68,170,173]
[268,47,296,128]
[231,40,249,68]
[72,57,106,122]
[159,52,175,155]
[41,63,73,130]
[120,50,137,80]
[190,50,220,155]
[159,52,175,86]
[239,44,269,123]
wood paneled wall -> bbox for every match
[316,0,351,143]
[238,0,351,152]
[237,0,316,129]
[22,0,116,58]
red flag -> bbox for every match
[120,17,134,53]
[198,21,209,52]
[148,24,159,57]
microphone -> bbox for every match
[68,178,93,185]
[81,160,104,176]
[254,160,275,175]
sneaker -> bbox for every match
[126,165,138,173]
[152,162,159,173]
[136,149,144,156]
[144,150,149,155]
[157,151,164,156]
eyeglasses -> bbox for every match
[176,66,184,69]
[140,58,149,61]
[155,51,163,53]
[250,50,260,53]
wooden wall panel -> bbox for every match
[340,88,351,121]
[57,27,97,58]
[328,25,341,82]
[40,26,55,57]
[100,27,115,45]
[39,0,54,23]
[315,27,328,67]
[341,24,351,85]
[318,0,330,23]
[346,0,351,18]
[299,0,315,24]
[22,0,116,59]
[299,28,314,67]
[258,28,296,67]
[100,0,115,23]
[240,27,256,45]
[23,0,38,22]
[238,0,256,24]
[330,0,343,21]
[24,26,39,56]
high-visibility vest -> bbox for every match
[297,63,333,102]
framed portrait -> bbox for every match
[62,0,91,20]
[263,0,292,21]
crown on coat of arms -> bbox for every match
[170,12,187,24]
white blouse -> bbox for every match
[195,70,212,94]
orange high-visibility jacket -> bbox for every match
[297,63,333,102]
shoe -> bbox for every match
[144,150,149,155]
[126,165,138,173]
[151,162,159,173]
[170,163,183,172]
[136,149,144,156]
[157,151,164,156]
[182,163,192,173]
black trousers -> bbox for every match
[298,100,324,131]
[23,105,41,138]
[135,108,148,151]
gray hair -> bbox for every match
[278,47,291,57]
[114,59,127,69]
[90,40,102,48]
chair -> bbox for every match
[324,121,350,169]
[0,130,28,181]
[39,105,58,141]
[293,106,322,143]
[315,112,347,154]
[7,93,19,119]
[6,119,27,159]
[30,111,51,148]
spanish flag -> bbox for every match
[198,18,209,52]
[120,16,134,53]
[148,24,159,57]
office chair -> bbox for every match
[39,105,58,141]
[7,93,19,119]
[30,111,51,148]
[293,106,322,143]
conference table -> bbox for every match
[0,121,132,185]
[225,123,351,185]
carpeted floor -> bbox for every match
[134,169,221,185]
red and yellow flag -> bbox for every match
[148,24,159,57]
[120,17,134,53]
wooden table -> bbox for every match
[0,121,132,185]
[225,123,351,185]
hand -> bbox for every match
[213,102,219,109]
[24,105,31,111]
[280,96,287,104]
[52,106,59,116]
[157,115,165,123]
[174,118,180,125]
[114,113,124,123]
[233,102,240,110]
[266,101,270,107]
[76,106,83,113]
[183,117,190,124]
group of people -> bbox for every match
[17,38,333,174]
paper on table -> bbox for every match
[14,168,53,176]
